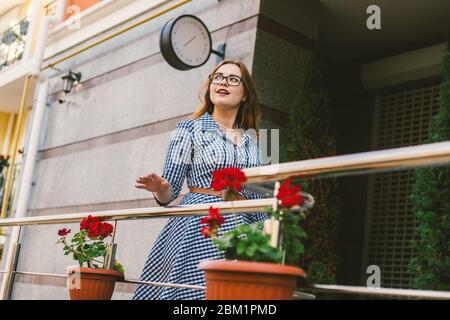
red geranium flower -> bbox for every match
[98,222,113,238]
[80,215,113,239]
[86,220,113,239]
[57,213,122,272]
[211,168,247,193]
[276,178,304,208]
[58,228,71,236]
[200,226,213,238]
[200,207,225,228]
[200,206,225,238]
[80,215,100,231]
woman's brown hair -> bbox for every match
[189,60,261,130]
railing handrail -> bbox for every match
[4,269,450,299]
[303,284,450,300]
[0,198,275,227]
[244,140,450,183]
[0,15,32,72]
[1,141,450,227]
[0,15,31,37]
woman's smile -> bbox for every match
[216,88,230,95]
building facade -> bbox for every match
[0,0,449,299]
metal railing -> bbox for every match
[1,141,450,299]
[0,16,31,71]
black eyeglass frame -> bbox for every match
[208,73,243,86]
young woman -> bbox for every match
[132,60,267,300]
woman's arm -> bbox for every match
[135,120,193,206]
[153,184,172,205]
[135,173,172,204]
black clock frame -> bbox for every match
[159,14,213,71]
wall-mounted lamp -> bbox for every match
[59,70,82,104]
[62,70,81,94]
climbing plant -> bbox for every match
[281,53,341,284]
[409,39,450,290]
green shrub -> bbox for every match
[409,39,450,290]
[281,53,341,284]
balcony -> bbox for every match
[1,142,450,299]
[44,0,102,20]
[0,16,30,72]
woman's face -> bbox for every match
[209,63,245,110]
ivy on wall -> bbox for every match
[409,39,450,290]
[280,53,341,284]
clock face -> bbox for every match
[160,15,212,70]
[171,16,211,67]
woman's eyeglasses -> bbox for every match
[209,73,243,86]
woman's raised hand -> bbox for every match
[135,173,170,193]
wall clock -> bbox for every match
[160,15,224,70]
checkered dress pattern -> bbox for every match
[132,112,267,300]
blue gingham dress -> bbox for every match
[132,111,267,300]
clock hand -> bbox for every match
[183,36,197,47]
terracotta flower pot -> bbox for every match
[198,260,306,300]
[67,267,124,300]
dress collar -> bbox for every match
[199,112,250,147]
[200,112,219,131]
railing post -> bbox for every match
[104,220,117,269]
[104,243,117,270]
[0,226,22,300]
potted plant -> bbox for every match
[0,154,9,171]
[198,168,310,300]
[56,215,124,300]
[0,154,10,190]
